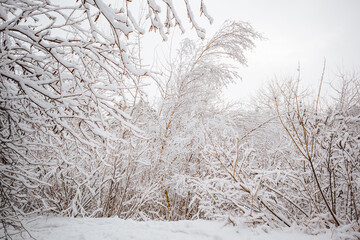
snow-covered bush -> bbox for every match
[257,72,360,230]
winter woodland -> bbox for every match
[0,0,359,239]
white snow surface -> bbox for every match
[22,217,334,240]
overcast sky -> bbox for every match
[142,0,360,103]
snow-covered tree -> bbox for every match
[135,20,261,220]
[2,0,358,238]
[0,0,212,236]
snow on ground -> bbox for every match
[18,217,336,240]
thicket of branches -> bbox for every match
[1,0,359,239]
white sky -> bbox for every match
[140,0,360,103]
